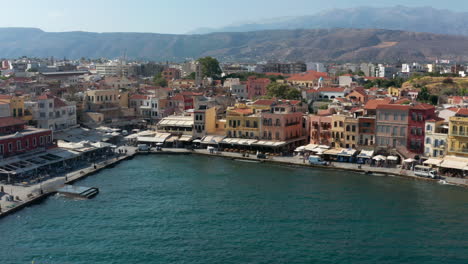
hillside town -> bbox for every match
[1,56,468,198]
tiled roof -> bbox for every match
[456,108,468,116]
[318,87,345,93]
[253,99,276,106]
[287,70,330,81]
[364,98,392,110]
[54,98,68,108]
[129,94,149,100]
[376,104,410,110]
[231,108,254,115]
[0,117,26,128]
[411,103,435,110]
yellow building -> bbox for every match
[330,115,346,148]
[225,103,260,139]
[387,87,400,97]
[0,95,32,121]
[119,91,129,108]
[447,111,468,157]
[343,117,359,149]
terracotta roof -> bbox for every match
[317,108,335,116]
[364,98,392,110]
[456,108,468,117]
[287,70,330,81]
[253,99,276,106]
[376,104,410,111]
[0,94,12,100]
[231,108,254,115]
[318,87,345,93]
[347,90,367,97]
[447,107,460,112]
[411,103,435,110]
[0,117,26,128]
[306,89,319,94]
[54,98,68,108]
[394,98,411,104]
[129,94,149,100]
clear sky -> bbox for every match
[1,0,467,34]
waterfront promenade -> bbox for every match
[1,145,466,219]
[0,146,136,218]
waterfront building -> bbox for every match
[447,109,468,157]
[156,114,194,136]
[33,94,77,131]
[343,117,358,149]
[225,104,260,139]
[407,104,436,154]
[0,117,54,158]
[424,118,448,158]
[330,115,347,148]
[193,106,223,139]
[309,115,332,145]
[84,89,121,121]
[375,104,409,150]
[358,117,375,148]
[260,101,305,143]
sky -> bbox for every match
[0,0,467,34]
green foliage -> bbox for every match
[184,72,196,80]
[266,83,301,100]
[197,56,221,78]
[364,77,405,89]
[417,86,438,105]
[153,73,167,87]
[318,104,329,110]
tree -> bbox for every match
[153,73,167,87]
[266,83,302,100]
[197,56,221,78]
[184,72,196,80]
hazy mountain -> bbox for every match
[1,27,468,62]
[188,6,468,36]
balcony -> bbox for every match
[450,132,468,137]
[449,148,468,154]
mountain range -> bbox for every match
[1,27,468,62]
[189,6,468,36]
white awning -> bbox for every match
[357,150,374,158]
[440,156,468,170]
[387,156,399,161]
[323,148,342,155]
[337,149,357,157]
[178,135,193,142]
[294,146,305,152]
[303,144,317,151]
[423,158,443,166]
[201,135,225,144]
[373,155,387,161]
[404,158,416,163]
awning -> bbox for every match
[373,155,387,161]
[323,148,342,155]
[222,138,259,146]
[303,144,317,151]
[178,135,193,142]
[357,150,374,158]
[165,136,180,142]
[387,156,399,161]
[193,139,202,143]
[294,146,305,152]
[252,140,286,147]
[137,133,171,143]
[404,158,415,163]
[440,156,468,170]
[201,135,225,144]
[337,149,357,157]
[423,158,443,166]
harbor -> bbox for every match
[1,154,467,264]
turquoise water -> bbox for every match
[1,155,467,264]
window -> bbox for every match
[33,137,37,146]
[394,113,398,120]
[426,125,432,131]
[8,143,12,152]
[275,132,280,140]
[16,141,21,150]
[25,139,29,148]
[426,138,431,144]
[40,136,44,145]
[384,113,389,121]
[393,127,398,135]
[400,127,406,136]
[0,144,3,154]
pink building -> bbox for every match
[309,115,332,145]
[246,76,271,99]
[261,102,304,143]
